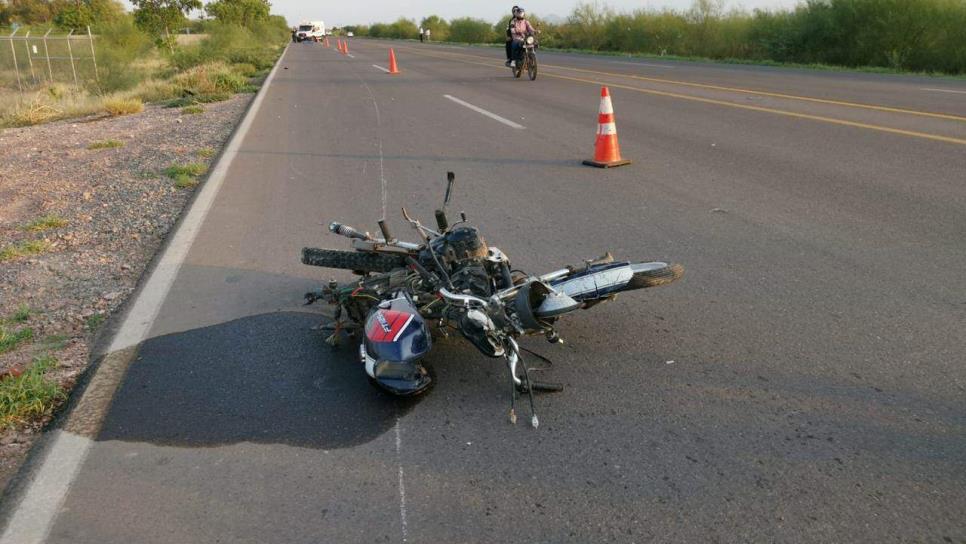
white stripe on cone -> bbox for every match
[599,97,614,114]
[597,122,617,135]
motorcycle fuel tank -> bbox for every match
[361,295,432,396]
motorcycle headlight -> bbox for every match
[526,36,535,45]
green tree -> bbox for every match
[205,0,270,28]
[448,17,495,43]
[131,0,202,36]
[4,0,54,24]
[419,15,449,40]
[52,0,124,30]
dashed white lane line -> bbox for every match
[347,54,355,59]
[442,95,525,129]
[921,87,966,95]
[0,43,292,544]
[372,64,390,73]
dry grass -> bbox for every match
[0,240,53,262]
[175,33,208,46]
[125,79,181,103]
[87,139,124,150]
[22,214,68,231]
[103,97,144,116]
[181,104,205,115]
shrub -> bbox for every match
[181,104,205,114]
[103,97,144,116]
[92,16,155,92]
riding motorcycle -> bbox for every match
[511,34,538,80]
[302,173,683,427]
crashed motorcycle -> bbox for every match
[302,173,683,427]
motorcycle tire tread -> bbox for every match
[629,263,685,289]
[302,247,409,273]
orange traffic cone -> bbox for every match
[388,48,400,74]
[343,41,350,55]
[583,86,631,168]
[323,36,329,47]
[337,39,343,53]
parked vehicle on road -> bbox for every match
[296,21,326,42]
[511,34,538,80]
[302,173,684,426]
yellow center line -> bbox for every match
[400,47,966,147]
[401,46,966,123]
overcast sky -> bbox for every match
[271,0,802,27]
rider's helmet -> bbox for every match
[511,5,520,16]
[515,6,526,19]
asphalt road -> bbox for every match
[4,39,966,543]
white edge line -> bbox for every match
[920,87,966,95]
[442,94,525,129]
[372,64,390,73]
[0,43,292,544]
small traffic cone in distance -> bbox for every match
[388,48,400,74]
[583,86,631,168]
[323,36,329,47]
[343,41,350,55]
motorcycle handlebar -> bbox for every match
[329,222,370,241]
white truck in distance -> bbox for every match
[296,21,325,42]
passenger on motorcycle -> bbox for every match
[505,6,536,68]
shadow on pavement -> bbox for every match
[97,312,415,449]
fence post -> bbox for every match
[43,29,53,83]
[66,29,78,87]
[24,30,37,84]
[8,28,23,94]
[87,26,98,83]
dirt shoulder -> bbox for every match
[0,95,252,490]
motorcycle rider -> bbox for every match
[504,6,520,66]
[506,6,536,68]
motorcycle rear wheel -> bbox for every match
[527,53,537,80]
[301,247,409,274]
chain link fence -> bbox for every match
[0,27,98,95]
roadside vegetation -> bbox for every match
[0,0,289,128]
[164,161,208,187]
[0,354,65,429]
[347,0,966,76]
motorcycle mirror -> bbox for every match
[443,171,455,209]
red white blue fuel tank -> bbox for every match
[360,294,432,396]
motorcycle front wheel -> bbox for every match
[527,53,537,80]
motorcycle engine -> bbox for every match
[435,227,493,297]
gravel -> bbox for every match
[0,94,252,490]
